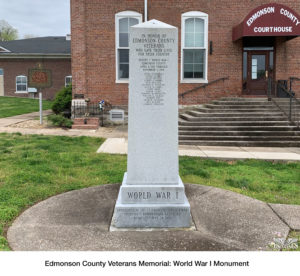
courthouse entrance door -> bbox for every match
[242,49,275,96]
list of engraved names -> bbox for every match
[132,33,175,106]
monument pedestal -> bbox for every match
[112,19,191,229]
[112,173,191,228]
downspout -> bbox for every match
[144,0,148,21]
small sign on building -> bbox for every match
[28,68,52,89]
[28,65,52,125]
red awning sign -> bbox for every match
[232,3,300,41]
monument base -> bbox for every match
[111,173,191,228]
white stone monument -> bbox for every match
[112,19,191,228]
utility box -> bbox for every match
[109,109,125,122]
[28,87,37,99]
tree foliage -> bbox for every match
[0,20,18,41]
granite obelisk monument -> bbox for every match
[112,19,191,228]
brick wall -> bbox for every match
[0,58,71,100]
[71,0,300,104]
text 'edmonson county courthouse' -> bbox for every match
[71,0,300,106]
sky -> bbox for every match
[0,0,70,39]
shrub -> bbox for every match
[48,114,73,128]
[51,85,72,115]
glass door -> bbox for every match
[243,50,274,96]
[248,51,268,95]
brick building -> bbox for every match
[0,36,71,100]
[71,0,300,106]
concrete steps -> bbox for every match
[211,101,274,105]
[193,108,281,113]
[179,97,300,147]
[179,121,289,127]
[71,125,98,130]
[179,131,300,136]
[179,135,300,141]
[179,140,300,147]
[179,126,298,131]
[204,104,278,109]
[185,110,284,117]
[179,115,287,122]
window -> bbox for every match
[65,75,72,87]
[0,68,3,75]
[115,11,142,82]
[181,11,208,83]
[16,75,27,92]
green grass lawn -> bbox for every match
[180,156,300,205]
[0,96,52,118]
[0,133,299,251]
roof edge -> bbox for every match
[0,53,71,59]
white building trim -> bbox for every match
[115,11,142,83]
[15,75,28,93]
[0,46,11,53]
[181,11,209,83]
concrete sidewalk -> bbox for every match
[0,113,128,138]
[97,138,300,161]
[0,110,53,127]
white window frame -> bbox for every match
[65,75,72,87]
[15,75,28,93]
[115,11,142,83]
[181,11,208,83]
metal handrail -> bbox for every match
[268,77,300,128]
[289,77,300,105]
[72,103,102,117]
[179,77,229,98]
